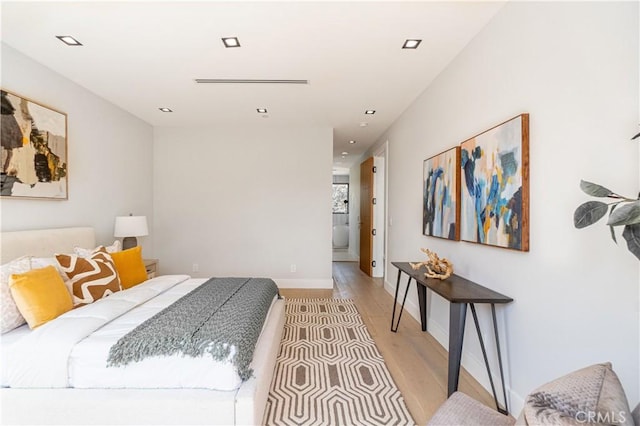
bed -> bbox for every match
[0,227,286,425]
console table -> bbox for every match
[390,261,513,414]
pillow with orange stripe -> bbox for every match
[55,247,122,306]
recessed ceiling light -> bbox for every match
[359,122,368,127]
[402,39,422,49]
[159,107,173,112]
[349,140,356,144]
[365,110,376,115]
[222,37,241,48]
[56,35,82,46]
[257,108,268,113]
[341,152,348,155]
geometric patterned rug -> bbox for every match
[263,298,415,426]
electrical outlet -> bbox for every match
[290,264,296,273]
[192,263,199,272]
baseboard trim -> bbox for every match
[274,278,334,289]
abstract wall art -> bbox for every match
[1,89,68,199]
[423,146,460,240]
[460,114,529,251]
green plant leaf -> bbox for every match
[622,223,640,260]
[574,201,608,229]
[606,200,640,226]
[580,180,613,197]
[609,204,618,243]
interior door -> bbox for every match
[359,157,374,276]
[372,155,385,278]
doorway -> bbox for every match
[332,172,358,262]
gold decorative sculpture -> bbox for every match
[410,248,453,280]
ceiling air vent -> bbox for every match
[194,79,309,85]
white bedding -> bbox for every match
[4,274,274,392]
[1,227,286,425]
[0,324,30,387]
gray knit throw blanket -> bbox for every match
[107,277,279,381]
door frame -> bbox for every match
[372,141,389,281]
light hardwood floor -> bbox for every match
[279,261,497,425]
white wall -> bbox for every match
[153,126,333,288]
[369,1,639,413]
[0,44,154,251]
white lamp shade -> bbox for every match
[114,216,149,238]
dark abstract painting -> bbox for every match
[460,114,529,251]
[423,146,460,240]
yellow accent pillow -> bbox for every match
[110,246,148,289]
[9,265,73,329]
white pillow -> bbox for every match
[30,257,69,279]
[73,240,121,258]
[0,256,31,333]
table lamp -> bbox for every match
[114,215,148,250]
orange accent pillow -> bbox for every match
[110,246,148,289]
[56,247,121,305]
[9,265,73,329]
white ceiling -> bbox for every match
[1,1,505,168]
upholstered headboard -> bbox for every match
[1,227,95,263]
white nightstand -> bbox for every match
[143,259,159,279]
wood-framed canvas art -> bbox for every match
[1,89,68,199]
[423,146,460,240]
[460,113,529,251]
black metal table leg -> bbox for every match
[391,273,412,333]
[448,302,467,396]
[416,281,428,331]
[469,303,509,415]
[470,304,501,412]
[492,304,509,415]
[390,268,402,331]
